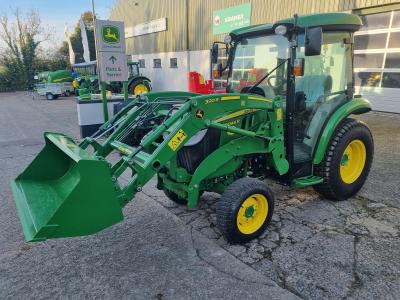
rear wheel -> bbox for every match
[217,177,274,244]
[129,80,151,96]
[314,118,374,200]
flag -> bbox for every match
[80,19,90,63]
[64,25,75,65]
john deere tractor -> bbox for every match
[12,13,373,244]
[73,61,151,97]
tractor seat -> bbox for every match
[296,75,332,105]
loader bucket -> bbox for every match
[11,133,123,242]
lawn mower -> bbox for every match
[12,13,373,244]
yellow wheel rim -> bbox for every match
[237,194,269,235]
[340,139,366,184]
[133,84,148,95]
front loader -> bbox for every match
[12,13,374,244]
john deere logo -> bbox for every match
[102,25,120,44]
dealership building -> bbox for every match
[110,0,400,113]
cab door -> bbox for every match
[292,32,354,168]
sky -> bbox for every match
[0,0,116,48]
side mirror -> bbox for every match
[211,43,219,64]
[305,27,322,56]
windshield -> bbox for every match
[226,34,289,98]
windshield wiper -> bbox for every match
[247,59,288,94]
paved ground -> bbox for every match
[1,92,399,299]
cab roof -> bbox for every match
[230,12,362,37]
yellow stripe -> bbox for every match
[248,96,272,103]
[53,77,71,83]
[221,96,241,101]
[215,109,260,123]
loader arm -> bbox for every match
[12,92,286,241]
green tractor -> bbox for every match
[12,13,373,244]
[126,61,152,95]
[72,61,151,97]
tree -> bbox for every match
[0,9,49,90]
[59,11,96,64]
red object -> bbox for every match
[188,71,225,94]
[237,68,267,92]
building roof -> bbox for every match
[230,12,362,37]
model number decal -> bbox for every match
[205,98,220,104]
[168,129,187,151]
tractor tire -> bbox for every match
[129,79,151,96]
[217,177,274,244]
[46,93,54,100]
[314,118,374,201]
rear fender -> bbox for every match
[313,98,371,165]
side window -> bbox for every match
[293,32,353,162]
[296,32,353,102]
[170,58,178,68]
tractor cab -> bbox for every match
[128,62,140,77]
[212,13,364,181]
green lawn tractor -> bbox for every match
[12,13,373,244]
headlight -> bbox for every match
[274,25,287,36]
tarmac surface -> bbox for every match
[0,92,399,299]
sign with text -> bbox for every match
[125,18,167,38]
[98,52,129,83]
[212,3,251,35]
[95,19,128,82]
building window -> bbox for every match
[153,59,161,68]
[170,58,178,68]
[138,59,145,68]
[354,9,400,88]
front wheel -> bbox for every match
[314,118,374,200]
[217,177,274,244]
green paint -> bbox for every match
[313,98,371,165]
[245,206,254,218]
[213,3,251,35]
[101,81,109,122]
[341,154,349,166]
[11,133,123,242]
[102,25,120,44]
[292,176,324,187]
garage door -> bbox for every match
[354,9,400,113]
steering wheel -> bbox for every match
[266,75,277,88]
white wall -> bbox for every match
[132,51,188,91]
[131,50,211,91]
[189,50,211,80]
